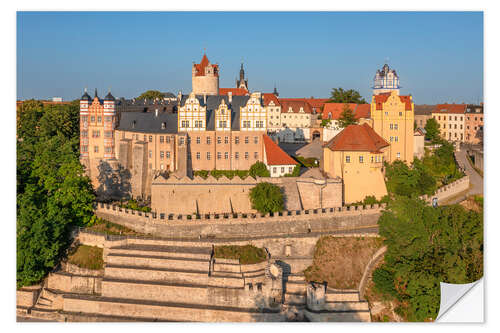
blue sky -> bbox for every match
[17,12,483,104]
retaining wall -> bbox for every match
[420,176,470,203]
[16,287,41,308]
[47,272,102,294]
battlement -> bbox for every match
[420,175,470,203]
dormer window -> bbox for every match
[132,120,136,128]
[161,122,166,129]
[288,107,293,112]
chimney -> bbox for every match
[155,109,159,117]
[203,94,206,104]
[177,91,182,101]
[228,91,232,103]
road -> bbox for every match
[445,145,483,204]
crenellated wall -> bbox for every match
[420,175,470,203]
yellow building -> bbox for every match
[371,90,414,163]
[322,123,390,204]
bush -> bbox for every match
[214,245,267,264]
[249,182,284,214]
[68,245,104,270]
[249,161,270,178]
[372,267,397,297]
[121,199,151,212]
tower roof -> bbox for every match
[81,89,91,101]
[194,53,219,77]
[104,91,115,101]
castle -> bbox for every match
[79,57,414,207]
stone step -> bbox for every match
[284,293,306,304]
[29,308,64,322]
[62,294,285,322]
[37,297,52,307]
[34,303,53,310]
[105,264,243,288]
[100,278,257,308]
[284,282,307,294]
[212,262,241,273]
[109,244,212,260]
[304,310,371,322]
[106,253,210,271]
[323,301,370,312]
[325,290,359,302]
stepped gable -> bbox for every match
[324,123,390,153]
[263,135,298,166]
[374,92,412,110]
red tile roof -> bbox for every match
[279,98,328,113]
[219,88,249,96]
[263,135,298,166]
[431,104,467,114]
[262,93,280,106]
[279,99,314,114]
[374,93,412,110]
[324,123,390,153]
[321,103,371,120]
[194,54,219,77]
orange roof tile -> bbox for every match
[219,88,249,96]
[194,54,219,77]
[324,123,390,153]
[374,93,412,110]
[321,103,371,120]
[262,93,280,106]
[263,135,298,166]
[432,104,467,114]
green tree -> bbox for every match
[137,90,164,101]
[424,117,441,143]
[249,161,271,178]
[338,103,357,128]
[249,182,284,214]
[374,197,483,321]
[328,88,367,104]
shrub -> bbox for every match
[249,182,284,214]
[249,161,270,178]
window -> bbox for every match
[149,136,152,142]
[224,136,229,144]
[399,112,402,116]
[455,116,457,121]
[160,136,164,143]
[346,155,350,163]
[181,120,189,128]
[179,137,184,145]
[460,117,463,121]
[454,133,457,138]
[207,137,211,144]
[149,150,152,158]
[390,136,393,142]
[245,152,249,159]
[235,152,239,160]
[394,124,398,130]
[281,167,285,173]
[438,116,441,121]
[104,131,113,138]
[81,145,88,152]
[160,151,164,159]
[144,135,147,141]
[105,147,112,153]
[235,137,239,144]
[196,137,201,144]
[254,136,258,144]
[217,137,221,144]
[97,116,102,123]
[390,123,393,130]
[161,122,166,129]
[480,117,483,121]
[105,116,111,122]
[94,146,99,153]
[166,151,170,159]
[254,152,258,159]
[224,152,229,159]
[371,156,374,163]
[396,152,401,159]
[256,120,264,128]
[217,152,221,160]
[243,121,251,128]
[207,152,211,160]
[92,130,100,138]
[359,156,364,163]
[460,125,463,129]
[395,136,399,142]
[160,164,164,170]
[245,136,249,144]
[449,124,452,129]
[454,124,457,129]
[219,121,227,128]
[81,130,88,137]
[196,152,200,160]
[166,136,171,143]
[289,167,293,173]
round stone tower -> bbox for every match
[192,53,219,96]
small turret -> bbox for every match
[81,88,91,101]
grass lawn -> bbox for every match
[86,217,142,236]
[304,236,383,289]
[214,245,267,264]
[68,245,104,270]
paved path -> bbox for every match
[445,146,483,205]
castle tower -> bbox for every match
[373,63,400,95]
[236,63,248,90]
[79,88,91,159]
[103,90,117,159]
[192,53,219,96]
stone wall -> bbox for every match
[47,272,102,294]
[16,286,41,308]
[151,174,342,215]
[420,176,470,203]
[94,202,383,239]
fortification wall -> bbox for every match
[420,176,470,203]
[47,272,101,294]
[95,202,383,239]
[16,286,41,308]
